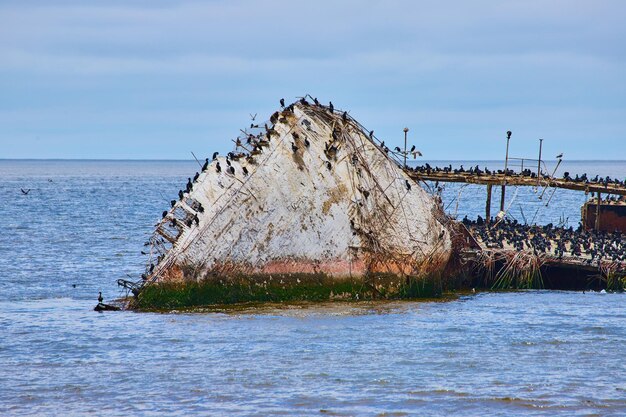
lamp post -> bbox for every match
[500,130,512,212]
[403,127,409,168]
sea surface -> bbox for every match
[1,159,625,416]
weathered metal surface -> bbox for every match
[144,102,454,286]
[409,171,626,196]
[582,199,626,232]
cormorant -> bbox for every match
[186,178,193,192]
[171,200,176,208]
[98,292,103,303]
[229,166,235,175]
[342,111,347,121]
[556,153,563,159]
[326,161,332,170]
[304,138,310,147]
[242,166,249,176]
[20,188,30,195]
[202,158,209,171]
[369,130,374,139]
[162,211,168,218]
[193,172,199,182]
[292,143,298,152]
[405,180,411,191]
[216,162,221,173]
[280,98,285,107]
[410,145,416,152]
[329,101,334,113]
[212,151,219,160]
[178,190,184,200]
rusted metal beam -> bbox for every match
[407,171,626,196]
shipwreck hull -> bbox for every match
[135,100,457,308]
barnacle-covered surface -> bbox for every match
[140,100,454,295]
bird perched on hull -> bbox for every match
[280,98,285,108]
[212,152,219,160]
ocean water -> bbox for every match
[1,160,625,416]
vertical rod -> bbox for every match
[521,158,524,172]
[595,191,601,231]
[537,138,543,185]
[403,127,409,168]
[500,131,511,212]
[486,184,492,225]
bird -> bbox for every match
[326,161,332,170]
[304,138,310,147]
[506,131,512,139]
[292,143,299,152]
[193,172,199,182]
[412,150,423,158]
[98,292,103,303]
[249,113,257,121]
[229,166,235,175]
[178,190,184,200]
[329,101,334,113]
[242,166,249,176]
[216,162,221,173]
[212,151,219,160]
[226,158,231,167]
[202,158,209,171]
[20,188,30,195]
[556,153,563,159]
[342,111,348,121]
[405,180,411,191]
[410,145,416,152]
[369,130,374,139]
[186,178,193,192]
[162,211,168,218]
[280,98,285,107]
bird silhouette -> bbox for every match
[20,188,30,195]
[556,153,563,159]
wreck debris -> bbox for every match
[126,98,458,307]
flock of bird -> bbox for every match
[409,163,626,189]
[463,216,626,265]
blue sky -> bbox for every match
[1,0,625,160]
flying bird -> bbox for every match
[20,188,30,195]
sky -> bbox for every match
[1,0,625,160]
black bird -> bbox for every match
[193,172,199,182]
[98,292,103,303]
[329,101,334,113]
[292,142,299,152]
[226,158,231,167]
[405,180,411,191]
[304,138,310,147]
[280,98,285,107]
[170,200,176,208]
[20,188,30,195]
[342,111,347,121]
[556,153,563,159]
[326,161,332,170]
[202,158,209,171]
[314,97,320,105]
[242,166,249,176]
[216,162,221,173]
[506,130,512,140]
[186,178,193,192]
[410,145,416,152]
[162,211,168,218]
[394,146,401,152]
[369,130,374,139]
[212,151,219,160]
[178,190,184,200]
[229,166,235,175]
[193,214,200,225]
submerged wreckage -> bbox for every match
[123,99,462,309]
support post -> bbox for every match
[595,191,601,231]
[500,131,512,212]
[537,138,543,185]
[486,184,492,225]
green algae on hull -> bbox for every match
[133,273,442,311]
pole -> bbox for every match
[403,127,409,168]
[595,191,601,231]
[500,131,512,212]
[537,139,543,185]
[486,184,492,225]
